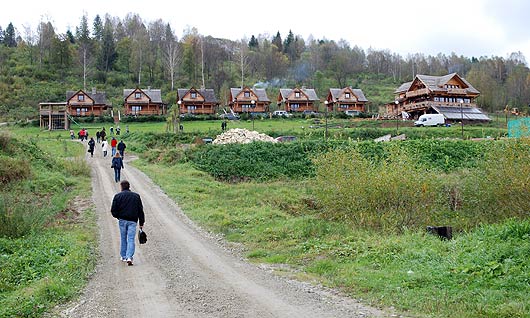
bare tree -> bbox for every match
[237,39,250,88]
[162,23,180,91]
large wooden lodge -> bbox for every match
[228,87,271,113]
[325,87,368,113]
[387,73,490,121]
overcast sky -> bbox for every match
[2,0,529,64]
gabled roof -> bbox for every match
[279,88,319,101]
[230,87,270,102]
[177,88,218,103]
[123,88,163,103]
[395,73,480,95]
[66,90,108,105]
[329,88,368,102]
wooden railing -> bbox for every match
[405,88,429,98]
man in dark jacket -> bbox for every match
[111,180,145,266]
[117,140,126,157]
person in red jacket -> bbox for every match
[110,137,118,156]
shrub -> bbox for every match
[312,146,442,231]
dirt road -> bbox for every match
[58,143,396,318]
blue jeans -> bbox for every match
[114,168,121,182]
[118,219,137,260]
[111,147,116,156]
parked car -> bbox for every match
[345,110,361,117]
[219,113,240,120]
[275,135,297,142]
[273,110,292,117]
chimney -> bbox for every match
[147,86,151,91]
[92,87,96,94]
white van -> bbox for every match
[273,110,292,117]
[414,114,445,127]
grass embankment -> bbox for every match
[0,132,97,317]
[133,138,530,318]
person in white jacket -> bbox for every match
[101,139,109,157]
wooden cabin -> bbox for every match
[176,88,219,115]
[229,87,271,113]
[39,102,68,130]
[277,87,319,112]
[388,73,489,121]
[325,87,368,113]
[66,89,111,117]
[123,87,167,116]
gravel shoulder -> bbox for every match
[53,145,400,318]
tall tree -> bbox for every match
[97,17,116,72]
[271,31,282,52]
[93,15,103,41]
[77,13,94,89]
[162,23,180,91]
[37,20,55,66]
[4,23,17,47]
[248,35,258,50]
[0,26,4,44]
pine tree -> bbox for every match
[98,18,116,72]
[0,26,4,44]
[272,31,282,52]
[4,23,17,47]
[66,30,75,44]
[248,35,258,50]
[93,15,103,41]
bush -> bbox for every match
[312,146,442,231]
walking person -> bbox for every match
[69,129,75,140]
[117,140,126,157]
[88,137,95,157]
[100,128,106,142]
[111,152,124,183]
[101,139,109,157]
[110,137,118,156]
[111,180,145,266]
[96,130,101,143]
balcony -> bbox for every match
[405,88,429,98]
[447,88,467,95]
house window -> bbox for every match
[291,103,300,109]
[76,108,87,115]
[295,92,300,98]
[187,105,197,112]
[345,93,350,99]
[132,106,142,114]
[191,92,197,98]
[135,92,141,99]
[78,94,84,101]
[244,91,250,98]
[434,97,439,102]
[340,104,348,109]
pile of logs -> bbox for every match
[213,128,277,145]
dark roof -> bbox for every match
[66,90,108,105]
[123,88,163,103]
[279,88,319,101]
[177,88,218,103]
[231,87,270,102]
[432,105,491,121]
[329,88,368,102]
[395,73,480,94]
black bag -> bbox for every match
[138,229,147,244]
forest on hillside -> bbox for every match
[0,13,529,121]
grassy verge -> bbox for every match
[134,160,530,318]
[0,132,97,317]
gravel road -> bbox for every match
[55,143,399,318]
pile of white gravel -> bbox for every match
[213,128,278,144]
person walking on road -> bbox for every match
[101,139,109,157]
[117,140,126,157]
[88,137,95,157]
[111,152,124,183]
[111,180,145,266]
[110,137,118,156]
